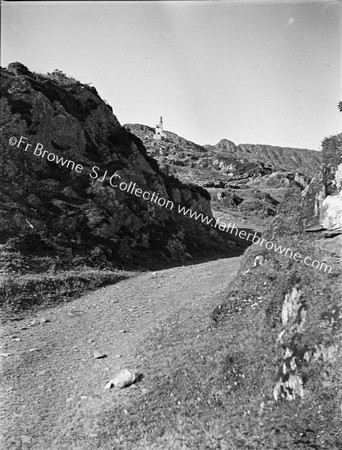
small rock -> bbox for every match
[115,354,122,359]
[27,193,41,208]
[40,318,50,324]
[28,348,39,352]
[67,309,83,317]
[253,255,264,267]
[0,353,11,357]
[119,329,126,333]
[21,435,31,444]
[104,380,114,389]
[93,351,106,359]
[110,368,136,389]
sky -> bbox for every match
[1,1,341,150]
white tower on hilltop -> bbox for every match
[153,116,166,140]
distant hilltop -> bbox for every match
[125,123,322,188]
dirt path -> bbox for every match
[1,256,241,449]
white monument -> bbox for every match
[153,116,166,140]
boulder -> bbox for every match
[105,369,136,389]
[320,191,342,232]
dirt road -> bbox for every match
[1,256,241,449]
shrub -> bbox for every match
[46,69,80,87]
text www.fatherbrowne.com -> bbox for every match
[177,205,332,274]
[8,135,332,274]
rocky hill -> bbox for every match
[206,138,322,174]
[125,123,322,189]
[126,123,323,229]
[0,63,246,279]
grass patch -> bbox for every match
[90,299,340,449]
[82,226,341,450]
[0,268,133,316]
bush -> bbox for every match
[46,69,80,87]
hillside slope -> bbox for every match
[94,131,341,449]
[206,139,322,174]
[126,123,323,231]
[0,63,246,277]
[125,123,322,188]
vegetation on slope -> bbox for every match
[93,132,341,449]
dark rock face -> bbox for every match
[0,64,243,268]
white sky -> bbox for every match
[1,1,341,149]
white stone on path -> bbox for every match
[93,351,106,359]
[105,369,136,389]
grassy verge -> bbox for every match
[0,269,133,317]
[82,230,341,450]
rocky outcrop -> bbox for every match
[0,63,243,270]
[126,123,322,190]
[270,133,342,403]
[211,129,341,445]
